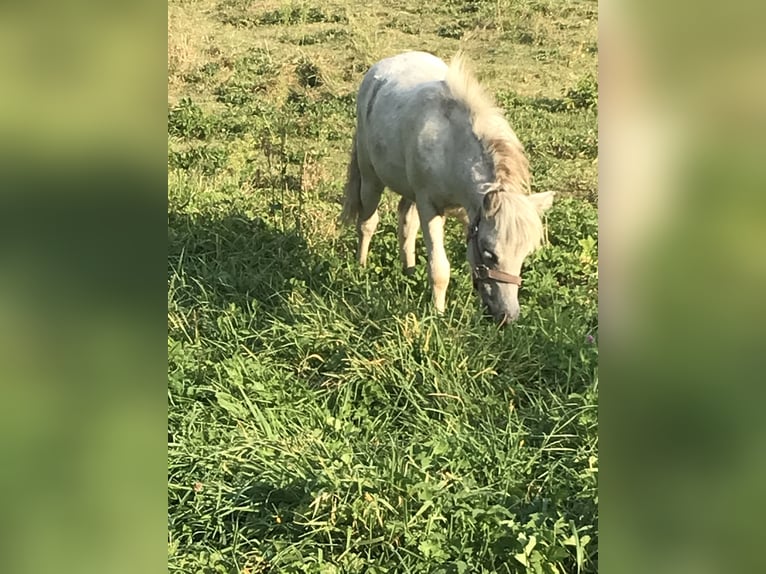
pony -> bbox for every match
[340,51,555,325]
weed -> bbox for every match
[168,145,229,174]
[385,15,419,35]
[219,2,348,28]
[292,27,349,46]
[259,5,347,26]
[295,57,324,88]
[564,75,598,112]
[182,61,221,85]
[214,48,279,105]
[437,22,468,39]
[168,98,214,140]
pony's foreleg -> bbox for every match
[397,197,419,275]
[417,202,450,313]
[356,177,382,267]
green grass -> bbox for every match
[168,0,598,572]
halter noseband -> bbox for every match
[466,216,522,287]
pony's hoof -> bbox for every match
[403,266,416,277]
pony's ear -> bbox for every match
[482,190,502,218]
[529,191,556,215]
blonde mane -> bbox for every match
[445,53,531,195]
[499,192,545,253]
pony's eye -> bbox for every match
[482,250,497,264]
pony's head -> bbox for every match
[467,189,555,325]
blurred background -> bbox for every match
[0,2,163,573]
[600,0,766,572]
[0,0,764,572]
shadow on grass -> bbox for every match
[167,203,444,333]
[168,209,333,323]
[226,479,319,545]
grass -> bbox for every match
[168,0,598,572]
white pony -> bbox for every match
[341,51,554,324]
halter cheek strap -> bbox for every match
[466,217,522,286]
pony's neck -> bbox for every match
[455,112,514,221]
[462,157,499,223]
[464,192,485,224]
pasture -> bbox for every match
[168,0,598,572]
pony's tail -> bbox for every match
[340,132,361,226]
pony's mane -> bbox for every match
[498,192,545,254]
[445,53,531,196]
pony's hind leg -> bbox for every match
[356,176,383,267]
[397,197,419,275]
[416,200,450,313]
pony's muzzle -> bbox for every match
[479,299,520,326]
[474,282,520,326]
[497,307,520,327]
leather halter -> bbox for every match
[466,216,522,286]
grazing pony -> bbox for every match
[341,51,554,324]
